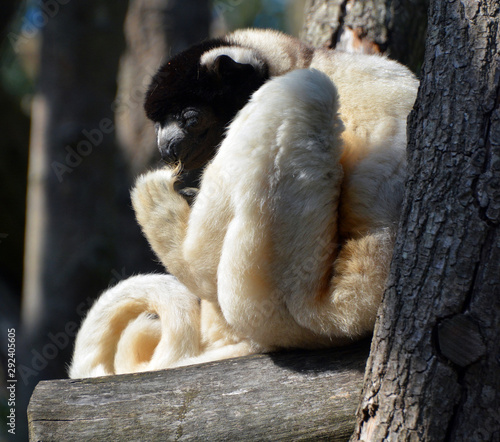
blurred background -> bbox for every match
[0,0,428,439]
[0,0,306,439]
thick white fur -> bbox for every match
[69,274,199,377]
[70,30,418,378]
[69,274,255,377]
[225,30,417,240]
[200,47,267,75]
[71,69,399,377]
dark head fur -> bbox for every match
[144,38,270,125]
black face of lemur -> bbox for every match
[144,40,269,170]
[152,104,222,169]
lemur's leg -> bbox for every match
[216,69,395,345]
[213,69,346,348]
[131,164,232,301]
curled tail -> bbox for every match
[69,274,201,378]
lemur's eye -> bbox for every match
[182,110,200,128]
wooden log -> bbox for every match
[28,341,369,441]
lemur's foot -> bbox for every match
[131,167,183,231]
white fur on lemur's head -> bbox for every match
[200,46,267,75]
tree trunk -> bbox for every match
[115,0,210,176]
[351,0,500,440]
[19,2,131,439]
[301,0,428,74]
[20,0,209,439]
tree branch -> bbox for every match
[28,342,369,441]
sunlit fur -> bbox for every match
[70,31,418,378]
[71,69,402,377]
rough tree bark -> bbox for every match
[301,0,428,74]
[28,345,369,441]
[351,0,500,440]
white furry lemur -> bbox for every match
[69,29,418,378]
